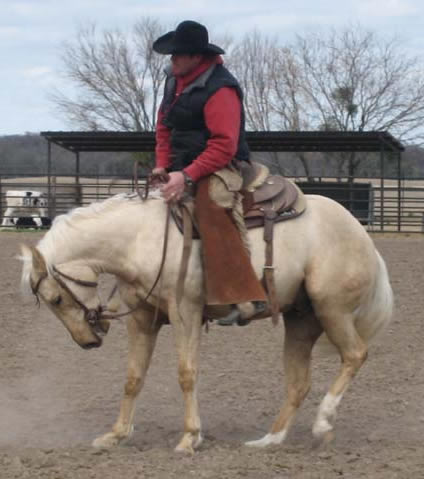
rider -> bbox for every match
[152,20,268,325]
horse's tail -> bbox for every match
[354,249,394,344]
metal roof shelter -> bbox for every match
[41,130,404,153]
[40,130,404,231]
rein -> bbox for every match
[134,165,172,325]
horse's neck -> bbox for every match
[41,198,165,279]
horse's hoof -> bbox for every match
[245,437,268,448]
[92,433,120,448]
[175,432,202,454]
[175,443,195,455]
[245,431,287,448]
[92,426,133,448]
[312,430,335,450]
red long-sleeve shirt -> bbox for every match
[155,56,241,181]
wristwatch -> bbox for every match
[182,171,195,189]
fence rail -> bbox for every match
[1,173,423,233]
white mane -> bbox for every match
[20,192,151,291]
[42,194,136,264]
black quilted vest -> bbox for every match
[160,63,249,172]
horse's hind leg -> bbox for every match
[92,310,161,448]
[312,312,368,446]
[247,311,322,447]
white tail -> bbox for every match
[354,250,393,344]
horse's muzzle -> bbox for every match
[81,337,103,350]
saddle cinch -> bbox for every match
[173,162,307,324]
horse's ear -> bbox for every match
[26,245,47,276]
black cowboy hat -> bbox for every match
[152,20,225,55]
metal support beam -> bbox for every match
[47,140,52,219]
[397,152,402,232]
[0,174,2,223]
[75,151,80,185]
[75,151,81,206]
[380,145,385,232]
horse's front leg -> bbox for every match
[168,297,203,454]
[93,309,161,448]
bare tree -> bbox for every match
[228,33,315,178]
[294,25,424,140]
[289,24,424,176]
[233,24,424,177]
[51,17,168,131]
[228,30,278,131]
[228,32,288,175]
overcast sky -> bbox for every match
[1,0,423,136]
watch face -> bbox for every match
[184,173,193,185]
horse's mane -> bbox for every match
[20,193,150,291]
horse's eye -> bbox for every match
[52,296,62,306]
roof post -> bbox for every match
[47,139,52,220]
[379,141,385,232]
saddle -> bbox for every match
[241,162,305,229]
[172,162,306,235]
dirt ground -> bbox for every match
[0,231,423,479]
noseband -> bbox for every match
[51,266,104,328]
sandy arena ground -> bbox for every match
[0,231,423,478]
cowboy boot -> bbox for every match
[217,300,268,326]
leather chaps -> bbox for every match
[194,177,268,306]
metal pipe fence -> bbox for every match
[1,173,424,233]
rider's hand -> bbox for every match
[160,172,185,203]
[150,167,169,186]
[152,167,166,176]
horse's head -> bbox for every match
[21,245,110,350]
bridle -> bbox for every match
[31,266,124,330]
[51,266,107,328]
[30,172,172,332]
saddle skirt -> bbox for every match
[172,162,306,236]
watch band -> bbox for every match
[182,171,195,187]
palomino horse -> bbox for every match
[20,192,393,453]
